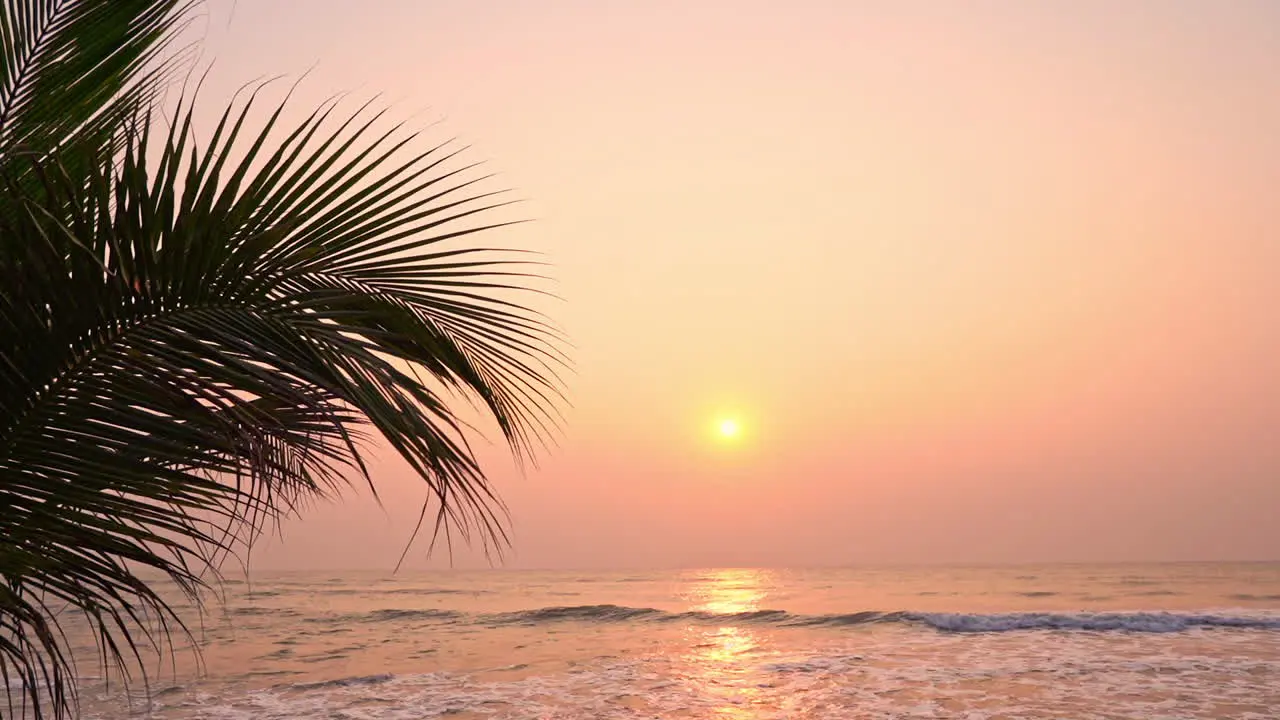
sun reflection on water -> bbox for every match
[688,568,771,616]
[679,569,776,717]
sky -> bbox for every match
[190,0,1280,570]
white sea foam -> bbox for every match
[67,565,1280,719]
[84,630,1280,720]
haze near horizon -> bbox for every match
[195,0,1280,571]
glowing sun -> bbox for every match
[716,418,741,440]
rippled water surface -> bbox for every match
[73,563,1280,718]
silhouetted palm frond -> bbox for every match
[0,0,197,169]
[0,2,564,717]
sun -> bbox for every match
[716,418,741,440]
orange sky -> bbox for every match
[194,0,1280,569]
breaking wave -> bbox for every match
[909,611,1280,633]
[290,674,395,691]
[474,604,1280,633]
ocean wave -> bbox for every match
[1229,593,1280,601]
[232,606,287,617]
[303,608,464,625]
[907,611,1280,633]
[786,610,894,627]
[362,608,462,623]
[478,604,1280,633]
[291,673,395,691]
[487,604,667,624]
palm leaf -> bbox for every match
[0,0,197,168]
[0,84,564,719]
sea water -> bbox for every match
[72,563,1280,719]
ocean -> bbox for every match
[76,563,1280,719]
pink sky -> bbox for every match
[194,0,1280,570]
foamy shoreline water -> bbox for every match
[75,563,1280,719]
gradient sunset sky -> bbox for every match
[194,0,1280,570]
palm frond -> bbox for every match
[0,85,565,717]
[0,0,198,167]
